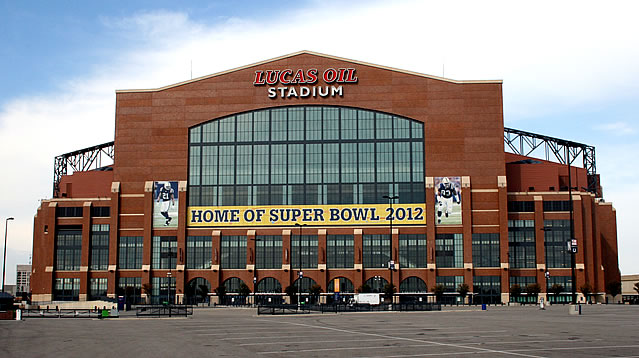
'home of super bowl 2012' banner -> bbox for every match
[187,204,426,227]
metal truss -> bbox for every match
[53,141,115,197]
[504,127,598,195]
[50,128,598,197]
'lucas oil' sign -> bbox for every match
[253,68,357,99]
[188,204,425,227]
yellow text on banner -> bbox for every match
[187,203,426,227]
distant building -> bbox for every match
[3,285,16,296]
[622,274,639,304]
[16,265,31,296]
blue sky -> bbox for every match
[1,0,638,285]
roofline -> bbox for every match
[116,50,503,93]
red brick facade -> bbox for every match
[30,52,620,303]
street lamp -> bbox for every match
[383,195,398,303]
[250,237,261,306]
[2,217,14,293]
[294,222,306,310]
[166,270,172,305]
[565,146,577,305]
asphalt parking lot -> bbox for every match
[1,304,638,357]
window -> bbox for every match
[91,206,111,217]
[472,233,500,267]
[118,236,143,269]
[90,224,109,270]
[547,275,572,292]
[364,276,388,293]
[188,106,425,206]
[400,276,427,293]
[118,277,142,304]
[223,277,245,293]
[435,234,463,268]
[328,277,355,293]
[327,235,354,269]
[221,236,247,269]
[89,278,108,300]
[543,201,572,212]
[291,235,318,269]
[152,277,176,304]
[152,236,177,269]
[544,220,571,268]
[473,276,501,304]
[55,228,82,271]
[256,236,282,269]
[363,234,390,268]
[508,201,535,212]
[257,277,282,293]
[508,220,536,268]
[436,276,464,292]
[187,236,212,269]
[399,234,427,268]
[510,276,536,288]
[53,278,80,301]
[56,207,83,217]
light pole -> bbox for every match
[566,146,577,305]
[166,270,172,305]
[250,237,261,306]
[2,217,14,293]
[383,195,398,303]
[294,222,306,310]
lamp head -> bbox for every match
[6,217,13,221]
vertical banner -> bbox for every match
[435,176,462,225]
[154,181,179,228]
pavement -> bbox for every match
[1,304,638,357]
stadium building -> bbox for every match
[31,51,620,305]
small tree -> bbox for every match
[357,284,372,293]
[239,283,251,297]
[383,283,396,302]
[284,285,297,304]
[548,284,564,303]
[579,283,593,303]
[198,284,209,303]
[606,281,621,301]
[634,282,639,295]
[510,284,522,302]
[214,285,227,304]
[432,284,446,303]
[457,283,470,304]
[142,283,152,304]
[309,284,322,303]
[526,283,541,301]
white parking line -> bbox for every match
[259,320,545,358]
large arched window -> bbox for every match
[188,106,424,206]
[400,276,427,293]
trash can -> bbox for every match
[481,304,487,310]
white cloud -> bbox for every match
[595,122,636,135]
[2,0,639,281]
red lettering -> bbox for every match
[265,70,279,85]
[345,68,358,83]
[279,69,292,84]
[337,68,347,82]
[323,68,337,83]
[306,69,318,84]
[291,69,306,84]
[253,71,266,85]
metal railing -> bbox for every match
[136,304,193,317]
[21,308,103,318]
[257,302,441,315]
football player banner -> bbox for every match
[153,181,179,228]
[434,176,462,225]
